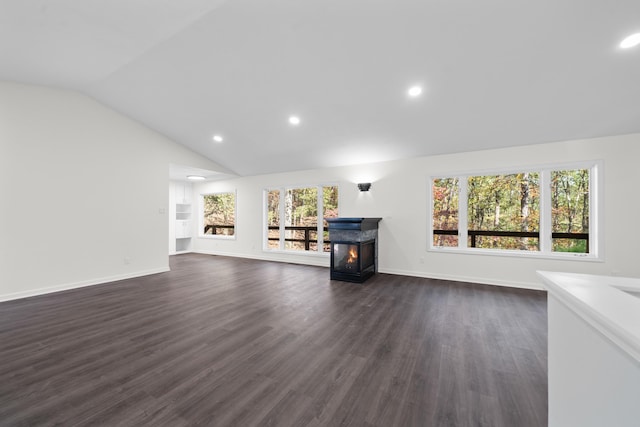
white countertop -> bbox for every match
[537,271,640,364]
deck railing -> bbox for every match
[267,226,330,250]
[204,225,330,250]
[203,224,235,235]
[205,226,589,252]
[433,229,589,252]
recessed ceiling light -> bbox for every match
[212,135,223,143]
[289,115,301,125]
[407,85,423,98]
[620,33,640,49]
[187,175,205,181]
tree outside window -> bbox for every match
[265,185,338,252]
[551,169,589,253]
[467,172,540,251]
[431,163,596,257]
[202,192,235,236]
[432,177,459,247]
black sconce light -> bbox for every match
[357,182,372,192]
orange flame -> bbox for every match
[346,246,358,264]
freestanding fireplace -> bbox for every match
[326,217,382,283]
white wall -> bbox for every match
[192,133,640,289]
[547,294,640,427]
[0,82,226,301]
[2,81,637,298]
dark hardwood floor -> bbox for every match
[0,254,547,426]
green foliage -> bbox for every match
[432,178,459,247]
[267,190,280,226]
[552,169,589,233]
[432,169,590,253]
[553,239,587,253]
[283,186,339,226]
[286,187,318,226]
[551,169,589,253]
[203,192,235,235]
[323,186,339,219]
[267,186,339,251]
[468,172,540,231]
[467,172,540,250]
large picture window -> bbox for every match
[430,163,599,258]
[265,185,339,253]
[467,172,540,251]
[201,192,236,237]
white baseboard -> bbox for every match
[1,255,541,303]
[379,267,544,291]
[0,266,170,302]
[193,249,329,268]
[171,250,193,255]
[193,251,542,291]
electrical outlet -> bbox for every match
[419,257,425,264]
[124,257,131,265]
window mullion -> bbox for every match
[540,170,551,253]
[263,190,268,249]
[590,164,599,256]
[279,189,286,250]
[458,177,468,249]
[317,186,323,253]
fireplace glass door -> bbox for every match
[331,240,375,282]
[333,243,360,273]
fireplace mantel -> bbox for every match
[325,217,382,231]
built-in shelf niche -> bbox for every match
[176,238,191,252]
[176,203,191,221]
[172,181,193,254]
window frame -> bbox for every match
[263,183,339,256]
[199,190,237,240]
[428,161,603,261]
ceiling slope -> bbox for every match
[2,0,640,176]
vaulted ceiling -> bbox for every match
[2,0,639,177]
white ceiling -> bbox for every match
[2,0,639,177]
[168,163,229,182]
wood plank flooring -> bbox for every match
[0,254,548,426]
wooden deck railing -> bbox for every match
[267,226,330,250]
[433,229,589,252]
[204,225,330,250]
[204,224,235,235]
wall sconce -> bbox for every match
[357,182,372,192]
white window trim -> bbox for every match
[263,184,338,255]
[198,190,237,240]
[428,161,603,261]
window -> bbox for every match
[551,169,590,253]
[265,185,339,253]
[432,177,459,247]
[430,163,599,258]
[201,192,236,237]
[467,172,540,251]
[266,189,280,249]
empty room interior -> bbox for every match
[2,1,640,426]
